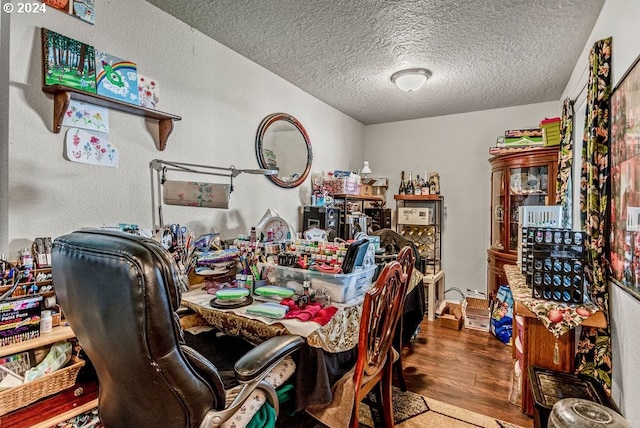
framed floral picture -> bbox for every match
[138,75,160,109]
[609,53,640,301]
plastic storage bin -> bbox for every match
[259,263,377,303]
[529,366,620,428]
[322,177,361,195]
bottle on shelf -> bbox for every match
[413,175,421,195]
[406,171,414,195]
[399,171,406,195]
[421,171,429,195]
[21,249,33,271]
[40,310,52,334]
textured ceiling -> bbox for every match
[146,0,605,125]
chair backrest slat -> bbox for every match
[353,261,407,388]
[396,246,415,290]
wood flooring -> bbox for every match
[398,318,534,427]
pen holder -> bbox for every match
[253,279,267,294]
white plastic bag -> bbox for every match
[23,341,72,383]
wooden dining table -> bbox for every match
[180,268,425,411]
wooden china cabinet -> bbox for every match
[487,147,559,298]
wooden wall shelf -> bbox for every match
[333,194,384,202]
[0,325,75,358]
[42,85,182,151]
[394,194,443,201]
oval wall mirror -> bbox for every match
[255,113,312,188]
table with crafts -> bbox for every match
[180,268,424,411]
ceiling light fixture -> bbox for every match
[391,68,432,92]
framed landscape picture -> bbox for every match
[609,53,640,301]
[95,51,139,105]
[42,28,96,93]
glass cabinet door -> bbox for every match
[491,168,505,250]
[508,165,550,251]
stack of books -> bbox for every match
[540,117,561,146]
[490,127,544,154]
[498,128,544,147]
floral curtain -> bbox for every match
[556,99,574,229]
[576,37,612,391]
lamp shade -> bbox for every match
[391,68,432,92]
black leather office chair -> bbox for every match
[52,229,303,428]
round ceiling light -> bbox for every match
[390,68,432,92]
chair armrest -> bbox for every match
[176,305,196,317]
[235,335,304,382]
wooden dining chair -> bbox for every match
[393,246,415,391]
[350,260,409,428]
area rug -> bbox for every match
[358,387,524,428]
[46,390,524,428]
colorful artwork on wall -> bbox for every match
[72,0,95,24]
[138,75,160,109]
[95,51,139,105]
[609,53,640,302]
[43,0,96,25]
[65,128,119,168]
[43,0,71,12]
[42,29,96,93]
[61,100,110,132]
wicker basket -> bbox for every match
[0,355,85,416]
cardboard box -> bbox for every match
[463,296,490,331]
[397,207,434,225]
[0,296,42,347]
[439,302,463,330]
[360,184,373,196]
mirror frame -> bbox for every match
[255,113,313,188]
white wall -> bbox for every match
[364,3,640,422]
[4,0,364,256]
[5,1,640,423]
[364,101,560,295]
[562,0,640,424]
